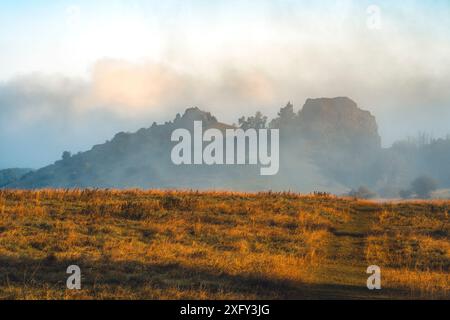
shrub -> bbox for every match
[348,186,377,199]
[411,176,438,199]
[399,189,413,199]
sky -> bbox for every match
[1,0,450,169]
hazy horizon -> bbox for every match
[1,0,450,169]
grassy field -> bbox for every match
[0,189,448,300]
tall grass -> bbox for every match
[0,189,448,299]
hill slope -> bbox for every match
[0,168,33,187]
[5,98,381,192]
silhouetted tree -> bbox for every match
[411,176,438,199]
[348,186,377,199]
[62,151,71,161]
[269,102,296,128]
[399,189,413,199]
[238,111,268,130]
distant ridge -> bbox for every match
[6,96,448,198]
[2,98,380,192]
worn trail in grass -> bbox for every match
[313,202,401,299]
[0,190,448,299]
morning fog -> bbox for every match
[171,121,279,175]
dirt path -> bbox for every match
[306,203,392,299]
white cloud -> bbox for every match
[1,1,450,166]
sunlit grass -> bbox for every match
[0,189,448,299]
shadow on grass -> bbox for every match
[0,255,410,300]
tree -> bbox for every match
[269,102,296,128]
[399,189,413,199]
[411,176,438,199]
[62,151,72,161]
[348,186,377,199]
[238,111,268,130]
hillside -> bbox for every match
[0,190,448,299]
[0,169,33,188]
[5,97,450,198]
[4,98,381,193]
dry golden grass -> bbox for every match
[0,189,448,299]
[365,203,449,298]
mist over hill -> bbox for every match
[4,97,450,197]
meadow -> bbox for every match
[0,189,448,299]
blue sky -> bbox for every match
[1,0,450,168]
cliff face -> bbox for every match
[298,97,381,151]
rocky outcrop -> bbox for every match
[298,97,381,151]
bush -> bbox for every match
[399,189,413,199]
[62,151,71,161]
[161,195,198,211]
[348,186,377,199]
[411,176,438,199]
